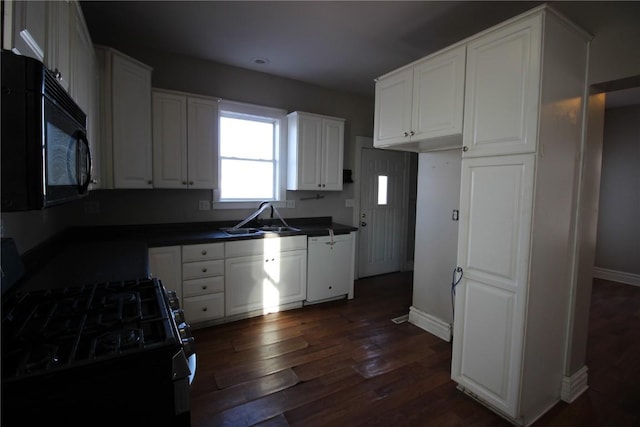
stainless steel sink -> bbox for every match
[260,226,301,233]
[221,227,263,236]
[222,202,299,236]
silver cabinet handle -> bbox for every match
[462,146,469,152]
[409,131,415,136]
[361,221,367,227]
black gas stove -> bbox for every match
[1,277,195,426]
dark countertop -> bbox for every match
[66,217,357,247]
[18,241,150,292]
[11,217,357,294]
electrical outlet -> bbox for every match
[286,199,295,208]
[198,200,211,211]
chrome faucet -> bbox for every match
[229,201,290,230]
[258,201,274,219]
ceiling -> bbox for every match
[80,1,640,103]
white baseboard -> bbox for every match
[593,267,640,287]
[408,306,452,342]
[561,366,589,403]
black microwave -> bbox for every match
[1,50,92,211]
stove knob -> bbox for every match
[182,336,196,356]
[173,308,186,324]
[166,291,180,309]
[179,323,193,340]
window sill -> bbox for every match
[212,200,287,210]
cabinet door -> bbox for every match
[320,118,344,191]
[7,0,46,62]
[148,246,182,303]
[225,248,307,316]
[451,154,534,418]
[111,52,153,188]
[296,114,323,190]
[187,97,218,189]
[463,15,542,157]
[373,68,413,147]
[273,249,307,307]
[46,0,71,91]
[70,3,100,189]
[183,293,225,323]
[412,45,465,141]
[225,254,266,316]
[153,91,188,188]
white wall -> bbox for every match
[411,151,461,324]
[595,105,640,276]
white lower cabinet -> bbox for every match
[225,236,307,317]
[148,246,182,303]
[452,154,535,418]
[306,233,355,302]
[149,234,356,326]
[182,293,225,324]
[181,242,225,323]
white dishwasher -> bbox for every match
[307,233,353,303]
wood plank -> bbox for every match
[190,275,640,427]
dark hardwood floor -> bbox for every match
[190,273,640,427]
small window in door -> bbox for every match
[377,175,388,205]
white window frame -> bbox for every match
[213,100,288,209]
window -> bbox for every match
[217,101,287,205]
[377,175,388,205]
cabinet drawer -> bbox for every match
[182,259,224,280]
[225,235,307,258]
[183,293,224,323]
[182,242,224,262]
[183,276,224,298]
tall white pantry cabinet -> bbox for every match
[374,6,591,426]
[453,9,589,426]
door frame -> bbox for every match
[352,136,415,279]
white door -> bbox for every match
[358,148,407,277]
[451,154,535,418]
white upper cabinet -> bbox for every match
[46,0,71,91]
[462,15,542,157]
[187,96,218,189]
[69,2,100,189]
[4,0,47,62]
[152,90,218,189]
[152,91,187,188]
[287,111,345,191]
[374,45,466,152]
[96,46,153,189]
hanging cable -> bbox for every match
[451,267,463,319]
